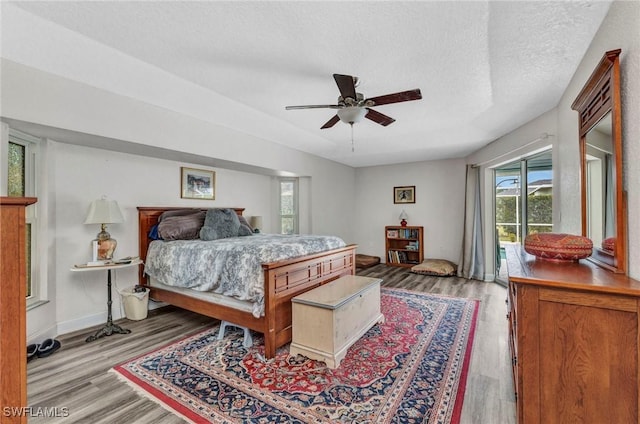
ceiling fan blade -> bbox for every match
[365,108,396,126]
[285,104,342,110]
[333,74,357,101]
[321,115,340,129]
[366,89,422,107]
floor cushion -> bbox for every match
[524,232,592,262]
[356,254,381,268]
[411,259,457,276]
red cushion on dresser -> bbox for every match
[524,233,593,262]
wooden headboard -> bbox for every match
[137,206,245,285]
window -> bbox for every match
[279,178,298,234]
[6,130,39,303]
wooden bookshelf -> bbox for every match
[385,226,423,267]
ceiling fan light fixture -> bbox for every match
[337,107,367,124]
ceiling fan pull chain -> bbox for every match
[350,123,355,152]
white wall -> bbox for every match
[467,0,640,280]
[353,158,466,264]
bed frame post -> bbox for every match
[263,271,278,359]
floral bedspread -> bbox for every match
[144,234,346,317]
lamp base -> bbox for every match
[97,238,117,260]
[400,219,408,227]
[94,227,117,260]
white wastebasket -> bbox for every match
[120,286,150,320]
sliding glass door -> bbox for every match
[495,151,552,280]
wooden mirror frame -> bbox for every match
[571,49,626,274]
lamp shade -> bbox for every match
[250,216,263,231]
[84,198,125,224]
[337,107,367,124]
[399,210,408,221]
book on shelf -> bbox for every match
[387,250,411,263]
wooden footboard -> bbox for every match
[137,206,356,358]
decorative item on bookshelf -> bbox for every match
[399,210,408,227]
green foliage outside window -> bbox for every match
[280,180,296,234]
[497,194,552,241]
[7,141,32,297]
[527,194,553,225]
[8,142,26,197]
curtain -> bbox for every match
[458,165,485,280]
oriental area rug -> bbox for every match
[112,288,479,424]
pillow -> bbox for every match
[237,214,254,236]
[411,259,457,276]
[200,208,241,241]
[157,211,206,240]
[158,208,202,222]
[148,224,162,240]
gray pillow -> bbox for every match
[237,215,254,236]
[158,208,201,222]
[157,211,206,240]
[200,208,241,241]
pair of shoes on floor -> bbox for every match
[27,338,61,362]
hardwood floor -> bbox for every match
[27,265,516,423]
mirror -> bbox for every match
[585,113,613,248]
[572,49,626,273]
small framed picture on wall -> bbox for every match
[181,167,215,200]
[394,186,415,204]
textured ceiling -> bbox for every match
[7,1,612,167]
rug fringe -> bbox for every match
[109,367,197,424]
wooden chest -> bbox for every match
[290,275,384,368]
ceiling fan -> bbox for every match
[285,74,422,129]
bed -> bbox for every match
[137,206,356,358]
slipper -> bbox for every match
[36,339,61,358]
[27,344,39,362]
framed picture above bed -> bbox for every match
[394,186,415,204]
[181,167,215,200]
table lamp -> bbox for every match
[250,216,263,233]
[84,197,125,260]
[399,210,408,227]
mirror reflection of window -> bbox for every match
[585,112,614,249]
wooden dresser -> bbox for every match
[506,244,640,424]
[0,197,37,424]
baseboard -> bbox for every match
[57,299,166,336]
[27,325,58,345]
[57,311,111,336]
